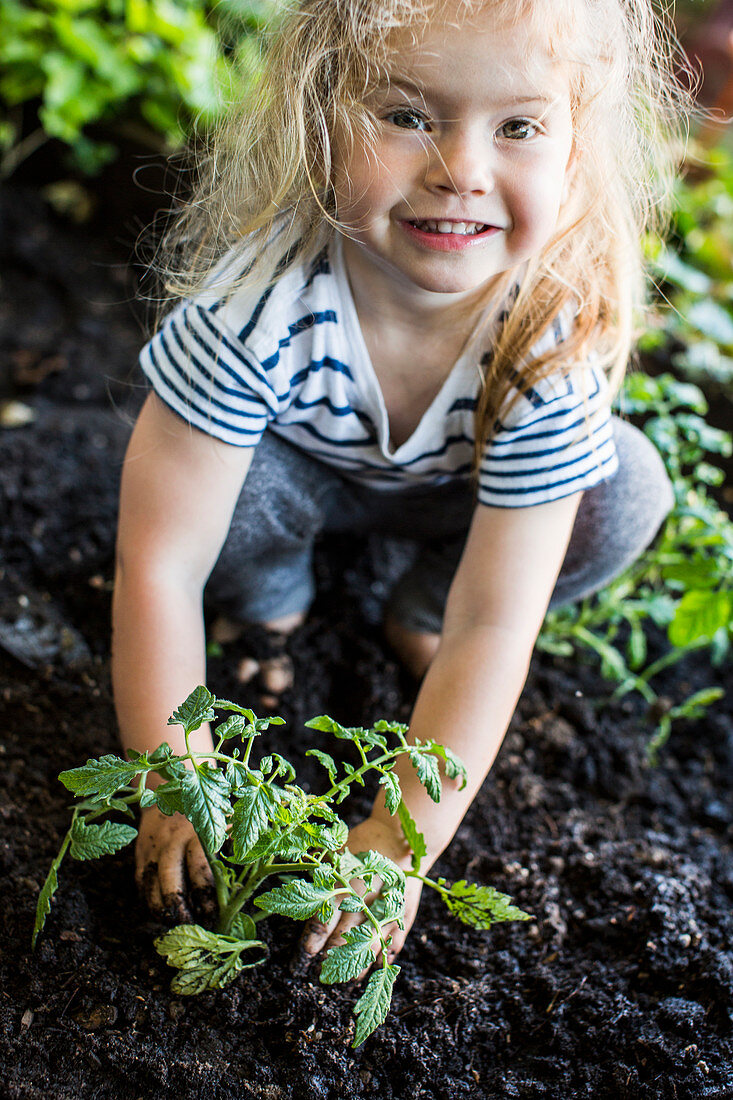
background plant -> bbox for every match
[0,0,274,174]
[34,687,530,1047]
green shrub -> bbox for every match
[0,0,272,172]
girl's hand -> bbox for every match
[135,805,216,925]
[299,817,425,977]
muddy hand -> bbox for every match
[135,805,216,924]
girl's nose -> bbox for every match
[424,126,494,197]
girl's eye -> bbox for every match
[386,108,431,131]
[499,118,540,140]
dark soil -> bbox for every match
[0,179,732,1100]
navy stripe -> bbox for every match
[285,420,376,447]
[492,404,604,448]
[151,342,266,424]
[448,397,477,413]
[482,438,614,479]
[144,353,266,438]
[238,240,303,341]
[397,434,473,467]
[479,450,617,495]
[292,395,374,428]
[260,311,339,372]
[290,356,354,385]
[188,307,278,396]
[165,317,270,407]
[485,422,612,462]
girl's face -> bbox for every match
[333,7,575,306]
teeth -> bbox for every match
[413,220,486,235]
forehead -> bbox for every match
[382,5,574,102]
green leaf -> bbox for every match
[32,860,59,949]
[408,748,442,803]
[254,879,336,921]
[339,894,367,913]
[356,850,405,890]
[305,715,387,749]
[179,765,231,854]
[154,782,185,817]
[155,924,265,995]
[168,686,216,735]
[259,753,296,781]
[379,770,401,814]
[397,801,427,871]
[229,784,272,861]
[69,818,137,861]
[668,590,732,647]
[230,912,258,941]
[306,749,338,782]
[441,880,532,930]
[424,742,467,789]
[320,937,375,984]
[214,698,258,720]
[352,964,400,1047]
[215,715,248,741]
[59,755,144,798]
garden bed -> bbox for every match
[0,182,731,1100]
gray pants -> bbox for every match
[207,419,673,634]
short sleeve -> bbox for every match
[139,302,280,446]
[477,363,618,508]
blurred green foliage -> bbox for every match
[644,144,733,387]
[0,0,274,173]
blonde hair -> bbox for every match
[156,0,694,464]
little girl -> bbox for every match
[114,0,690,965]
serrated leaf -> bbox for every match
[408,748,442,802]
[442,880,531,930]
[168,685,216,734]
[148,743,174,764]
[373,719,409,737]
[254,879,336,920]
[370,887,405,924]
[424,742,467,789]
[32,860,59,949]
[397,801,427,872]
[69,818,137,860]
[339,894,367,913]
[179,765,231,854]
[154,782,185,817]
[155,924,265,994]
[259,753,296,781]
[356,850,405,890]
[320,939,375,984]
[229,784,272,861]
[379,770,401,814]
[139,788,157,810]
[215,714,248,741]
[59,755,145,798]
[352,964,400,1047]
[314,819,348,852]
[306,749,338,782]
[214,698,257,720]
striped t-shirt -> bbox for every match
[140,235,618,508]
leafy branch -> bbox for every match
[33,687,530,1045]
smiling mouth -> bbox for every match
[407,219,493,235]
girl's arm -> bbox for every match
[302,490,583,964]
[113,393,255,918]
